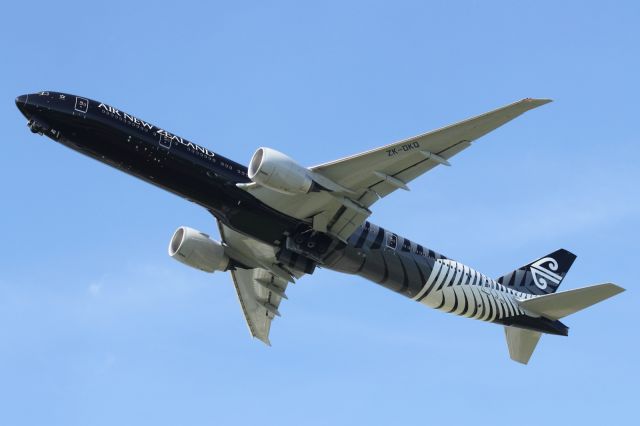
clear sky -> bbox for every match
[1,1,638,425]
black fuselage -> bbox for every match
[16,91,300,245]
[15,91,569,336]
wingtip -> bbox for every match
[254,335,272,346]
[608,283,626,294]
[522,98,553,107]
[511,357,530,365]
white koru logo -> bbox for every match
[530,257,562,290]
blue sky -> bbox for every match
[1,1,638,425]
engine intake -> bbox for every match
[168,226,229,272]
[248,147,314,195]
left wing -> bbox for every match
[218,222,300,345]
[240,98,551,241]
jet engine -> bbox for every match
[168,226,229,272]
[248,147,314,195]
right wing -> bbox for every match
[217,221,302,345]
[228,267,291,345]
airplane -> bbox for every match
[15,91,624,364]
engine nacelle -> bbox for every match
[247,147,314,195]
[168,226,229,273]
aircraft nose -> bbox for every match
[15,94,28,106]
[15,94,31,117]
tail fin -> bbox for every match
[504,326,542,364]
[497,249,576,296]
[517,283,625,320]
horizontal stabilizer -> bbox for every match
[518,283,625,320]
[504,326,542,365]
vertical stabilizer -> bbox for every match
[497,249,576,296]
[504,326,542,364]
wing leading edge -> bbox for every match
[228,267,290,345]
[217,222,303,345]
[241,98,551,241]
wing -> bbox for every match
[240,98,551,241]
[311,98,551,199]
[218,222,299,345]
[228,267,290,345]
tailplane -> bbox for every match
[517,283,625,320]
[497,248,576,296]
[504,327,542,364]
[505,283,624,364]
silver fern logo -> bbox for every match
[530,257,562,290]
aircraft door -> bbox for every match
[159,133,172,150]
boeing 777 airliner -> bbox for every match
[15,91,624,364]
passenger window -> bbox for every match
[386,233,397,250]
